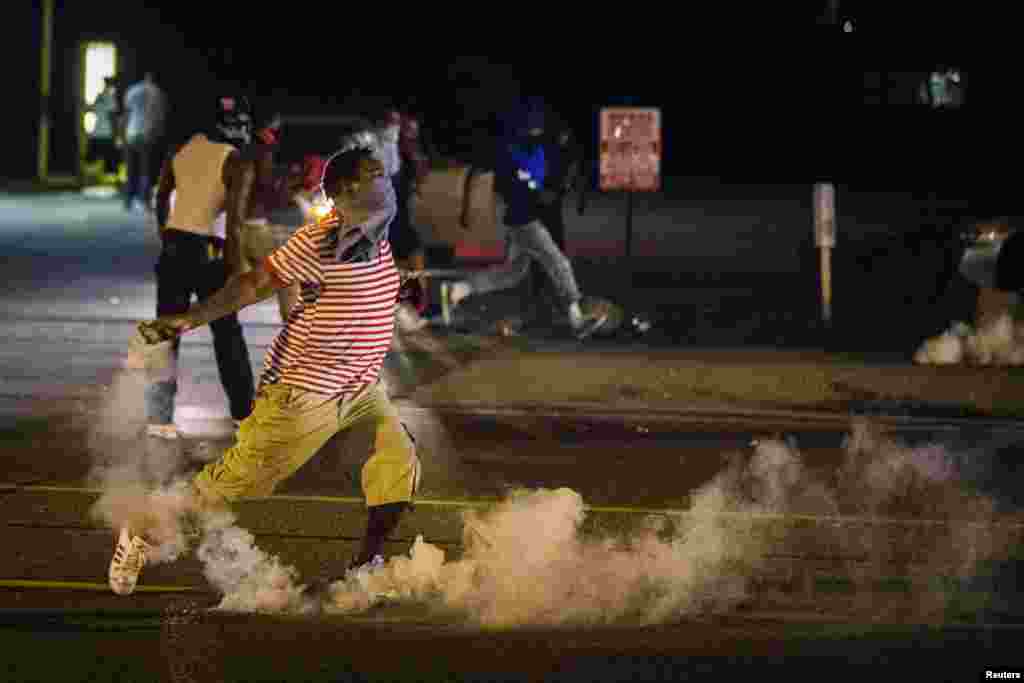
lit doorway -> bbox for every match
[78,41,119,184]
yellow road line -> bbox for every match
[19,485,687,515]
[14,485,1024,529]
[0,579,199,593]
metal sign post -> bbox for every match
[600,107,661,258]
[622,183,634,257]
[814,182,837,326]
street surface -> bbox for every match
[0,186,1021,681]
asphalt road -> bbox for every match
[0,188,1019,681]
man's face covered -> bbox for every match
[324,156,398,263]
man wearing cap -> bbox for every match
[147,95,258,440]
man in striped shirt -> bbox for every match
[108,146,421,599]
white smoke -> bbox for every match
[318,422,1014,627]
[86,365,1015,626]
[87,367,193,560]
[197,507,315,615]
[915,316,1024,366]
[84,355,320,611]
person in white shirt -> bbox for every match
[86,76,121,176]
[146,95,257,440]
[121,72,168,212]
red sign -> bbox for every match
[599,107,661,192]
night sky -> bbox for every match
[9,2,1003,192]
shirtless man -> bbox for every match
[149,95,257,438]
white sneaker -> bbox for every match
[571,312,610,340]
[345,555,398,602]
[147,423,181,440]
[108,527,151,596]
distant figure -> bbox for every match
[122,72,168,212]
[243,113,307,321]
[385,108,433,331]
[86,76,121,178]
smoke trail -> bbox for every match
[196,507,315,614]
[85,364,314,608]
[85,362,1018,624]
[915,316,1024,365]
[87,366,195,563]
[320,422,1017,627]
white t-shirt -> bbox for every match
[123,80,167,145]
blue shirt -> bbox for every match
[497,142,546,227]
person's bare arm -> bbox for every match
[151,262,284,336]
[223,151,256,276]
[154,149,178,230]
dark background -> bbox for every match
[6,2,1010,217]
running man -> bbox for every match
[440,97,609,339]
[109,145,421,598]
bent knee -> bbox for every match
[361,421,420,506]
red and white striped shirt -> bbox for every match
[261,214,400,397]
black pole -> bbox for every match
[625,189,634,258]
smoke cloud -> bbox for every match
[86,365,1019,627]
[322,420,1018,627]
[915,316,1024,365]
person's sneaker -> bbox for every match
[440,282,454,326]
[345,555,399,602]
[108,527,152,596]
[572,312,610,340]
[147,423,182,440]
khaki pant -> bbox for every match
[193,381,420,507]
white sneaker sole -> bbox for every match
[109,528,149,596]
[574,313,610,340]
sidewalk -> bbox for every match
[404,341,1024,424]
[0,176,85,194]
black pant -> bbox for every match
[86,137,120,175]
[389,171,423,261]
[147,230,255,423]
[123,140,155,208]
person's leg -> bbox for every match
[102,140,120,178]
[123,144,139,209]
[110,384,341,595]
[137,142,154,211]
[145,231,197,428]
[533,200,567,306]
[510,219,581,310]
[513,219,609,337]
[197,255,255,422]
[192,384,340,505]
[335,383,420,568]
[460,231,531,297]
